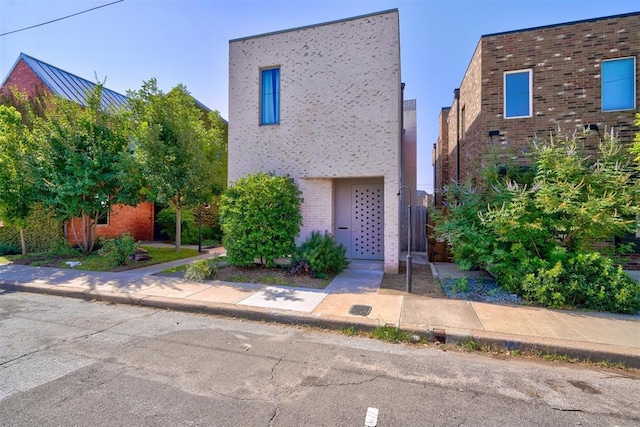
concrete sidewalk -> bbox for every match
[0,255,638,367]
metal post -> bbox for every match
[397,186,413,293]
[406,205,412,293]
[198,209,202,254]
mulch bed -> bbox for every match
[209,264,330,289]
[379,263,447,298]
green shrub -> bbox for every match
[291,231,348,278]
[220,173,302,267]
[156,207,196,242]
[432,184,496,270]
[435,129,640,313]
[48,240,80,257]
[0,204,63,253]
[184,259,218,281]
[0,243,19,255]
[98,233,136,267]
[518,251,640,314]
[156,205,222,245]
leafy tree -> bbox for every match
[219,173,303,267]
[128,79,227,251]
[30,85,140,255]
[0,104,37,254]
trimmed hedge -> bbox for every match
[0,205,64,252]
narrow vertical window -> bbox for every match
[602,57,635,111]
[460,106,466,139]
[261,67,280,125]
[504,69,532,119]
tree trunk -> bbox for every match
[19,227,27,255]
[175,207,181,252]
[81,212,96,256]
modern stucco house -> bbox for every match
[228,9,414,273]
[0,53,155,242]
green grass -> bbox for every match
[453,277,469,293]
[371,326,413,343]
[78,246,200,271]
[339,325,360,336]
[1,245,200,272]
[161,264,188,274]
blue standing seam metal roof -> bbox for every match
[6,53,129,110]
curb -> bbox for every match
[2,282,639,369]
[0,282,384,333]
[441,329,640,369]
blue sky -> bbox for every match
[1,0,638,192]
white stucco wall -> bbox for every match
[228,9,402,272]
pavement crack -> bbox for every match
[76,312,157,340]
[0,312,155,368]
[0,347,51,367]
[304,374,383,388]
[268,403,279,427]
[271,357,283,382]
[208,389,268,403]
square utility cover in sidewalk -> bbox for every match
[237,287,328,312]
[349,305,372,316]
[315,294,402,325]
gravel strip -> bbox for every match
[440,277,525,304]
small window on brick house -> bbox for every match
[260,67,280,125]
[504,69,532,119]
[461,106,466,139]
[601,57,636,112]
[97,212,109,226]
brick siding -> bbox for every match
[66,202,155,244]
[435,12,640,266]
[438,13,640,184]
[1,58,52,99]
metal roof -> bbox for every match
[2,53,225,121]
[12,53,128,110]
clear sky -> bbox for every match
[1,0,638,193]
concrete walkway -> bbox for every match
[0,254,638,367]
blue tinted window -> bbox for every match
[261,68,280,125]
[504,70,531,118]
[602,58,635,111]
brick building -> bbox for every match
[1,53,155,242]
[434,12,640,204]
[229,10,414,273]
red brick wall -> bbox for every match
[0,58,51,98]
[460,13,640,176]
[458,42,485,183]
[66,202,155,244]
[440,13,640,268]
[434,107,450,206]
[447,96,459,185]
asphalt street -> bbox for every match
[1,291,639,426]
